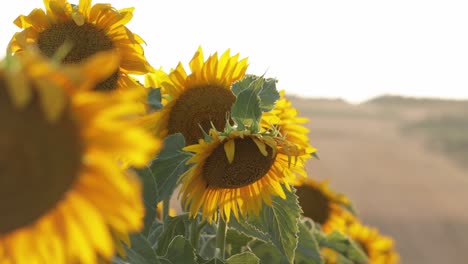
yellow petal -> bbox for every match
[5,71,32,109]
[253,138,268,156]
[36,80,66,122]
[224,139,235,164]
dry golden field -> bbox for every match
[295,96,468,264]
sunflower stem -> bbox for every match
[215,216,228,260]
[190,218,199,251]
[162,197,170,221]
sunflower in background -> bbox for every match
[262,90,317,183]
[322,219,400,264]
[179,129,305,223]
[9,0,153,92]
[294,178,354,233]
[0,49,160,264]
[140,47,248,145]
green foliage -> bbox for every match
[134,165,159,236]
[231,74,280,112]
[226,229,253,256]
[155,214,191,255]
[230,74,280,131]
[148,88,163,111]
[248,240,288,264]
[229,186,301,263]
[231,86,262,131]
[257,77,280,112]
[149,133,192,203]
[148,220,164,246]
[134,133,192,236]
[160,236,198,264]
[226,252,260,264]
[295,219,323,264]
[122,234,160,264]
[315,230,368,263]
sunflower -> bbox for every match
[262,90,317,183]
[179,129,304,223]
[141,47,248,145]
[322,219,400,264]
[294,178,353,233]
[0,50,160,264]
[9,0,153,92]
[262,90,312,150]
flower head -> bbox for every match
[10,0,153,92]
[179,129,304,223]
[0,49,160,264]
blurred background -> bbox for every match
[297,95,468,263]
[2,1,468,263]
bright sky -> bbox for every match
[2,0,468,103]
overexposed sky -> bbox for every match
[2,0,468,103]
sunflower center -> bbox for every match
[295,184,331,225]
[167,86,235,145]
[0,78,82,235]
[37,21,118,91]
[202,137,275,188]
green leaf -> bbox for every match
[295,220,323,264]
[199,258,227,264]
[148,219,164,246]
[231,75,257,96]
[148,88,163,111]
[161,236,197,264]
[155,214,191,255]
[226,252,260,264]
[231,75,280,112]
[112,256,132,264]
[226,229,253,256]
[134,166,158,236]
[198,233,217,260]
[248,240,288,264]
[257,77,279,112]
[124,233,160,264]
[150,133,192,203]
[335,254,354,264]
[230,186,301,263]
[315,230,368,263]
[231,87,262,131]
[228,218,270,243]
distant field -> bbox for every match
[290,94,468,264]
[367,95,468,168]
[291,94,468,168]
